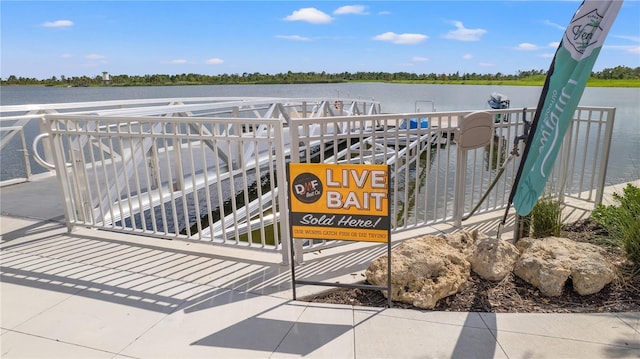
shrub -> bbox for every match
[531,196,562,238]
[592,183,640,271]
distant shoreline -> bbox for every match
[3,79,639,88]
[390,79,639,88]
[4,66,638,88]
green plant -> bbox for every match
[531,196,562,238]
[592,183,640,271]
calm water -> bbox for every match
[1,83,639,184]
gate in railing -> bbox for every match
[37,100,614,264]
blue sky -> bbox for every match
[2,1,638,80]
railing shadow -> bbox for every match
[1,219,392,356]
[1,220,391,314]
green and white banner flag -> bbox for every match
[510,0,623,216]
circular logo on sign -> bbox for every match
[292,172,323,204]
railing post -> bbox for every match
[596,108,615,205]
[556,120,573,203]
[453,150,467,227]
[47,119,76,232]
[273,119,292,266]
[71,145,92,223]
[18,128,32,181]
[172,123,185,190]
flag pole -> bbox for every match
[501,57,557,228]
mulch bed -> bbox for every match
[302,219,640,313]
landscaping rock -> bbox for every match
[514,237,615,296]
[365,235,470,309]
[444,230,483,260]
[470,237,520,281]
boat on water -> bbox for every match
[488,92,510,122]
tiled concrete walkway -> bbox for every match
[1,176,639,358]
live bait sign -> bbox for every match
[288,163,390,243]
[287,162,392,307]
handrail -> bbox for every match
[32,133,71,170]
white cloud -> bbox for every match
[284,8,333,24]
[41,20,73,28]
[549,42,560,48]
[412,56,429,62]
[479,63,495,67]
[206,58,224,65]
[378,11,391,15]
[607,36,640,54]
[542,20,565,31]
[612,35,640,43]
[463,54,473,60]
[276,35,312,42]
[61,54,73,59]
[80,61,107,68]
[605,45,640,55]
[540,53,556,58]
[515,43,539,51]
[334,5,368,15]
[169,59,188,64]
[81,54,107,67]
[372,32,427,45]
[443,21,486,42]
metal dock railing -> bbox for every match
[0,97,616,264]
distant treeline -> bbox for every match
[2,65,639,87]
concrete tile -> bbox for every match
[1,252,212,315]
[0,216,66,244]
[120,290,307,358]
[274,302,354,358]
[0,330,115,358]
[10,280,196,353]
[47,239,148,266]
[353,309,507,359]
[124,251,215,278]
[369,308,487,328]
[617,312,640,333]
[495,330,640,359]
[1,251,89,276]
[4,234,84,256]
[482,313,640,347]
[0,281,79,329]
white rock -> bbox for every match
[470,237,520,281]
[514,237,615,296]
[365,235,470,309]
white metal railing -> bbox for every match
[0,125,32,185]
[32,99,614,264]
[0,97,381,186]
[289,109,504,251]
[288,106,615,251]
[46,114,292,258]
[35,98,381,264]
